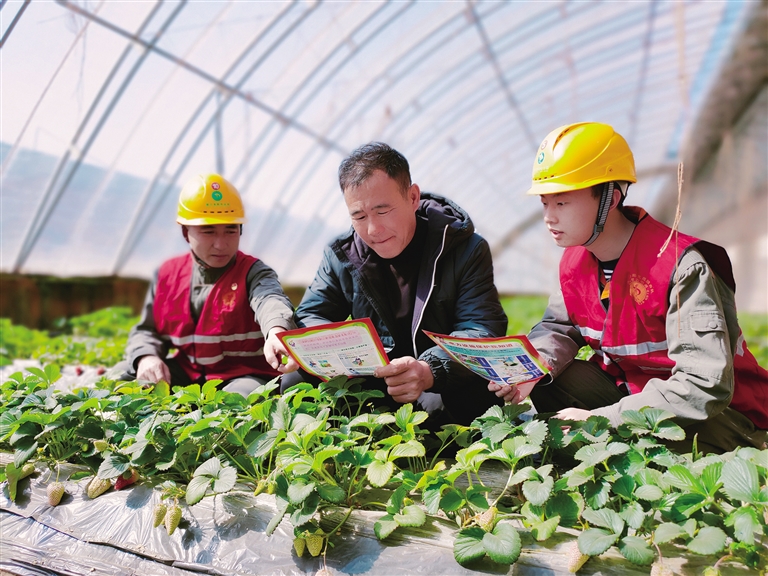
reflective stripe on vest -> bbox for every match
[575,325,667,357]
[165,331,264,346]
[187,349,265,365]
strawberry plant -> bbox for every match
[0,366,766,574]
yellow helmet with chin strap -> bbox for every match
[177,173,247,225]
[526,122,636,196]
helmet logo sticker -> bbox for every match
[537,152,545,164]
[540,140,547,150]
[212,190,223,201]
[211,182,220,190]
[628,274,653,305]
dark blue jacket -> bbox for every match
[295,193,507,424]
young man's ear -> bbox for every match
[408,183,421,210]
[181,225,189,243]
[608,183,623,211]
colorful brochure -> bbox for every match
[423,331,551,398]
[277,318,390,382]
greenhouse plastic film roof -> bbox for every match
[0,0,762,294]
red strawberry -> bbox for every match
[96,366,106,375]
[114,469,139,490]
[75,366,84,376]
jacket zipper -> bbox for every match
[412,224,449,356]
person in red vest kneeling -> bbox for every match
[490,122,767,454]
[123,173,299,396]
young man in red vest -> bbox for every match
[490,122,767,453]
[124,173,298,395]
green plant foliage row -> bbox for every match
[0,307,138,367]
[0,369,766,574]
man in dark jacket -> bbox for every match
[283,142,507,425]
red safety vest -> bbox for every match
[560,208,768,429]
[154,251,278,381]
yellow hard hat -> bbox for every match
[177,174,246,225]
[526,122,637,195]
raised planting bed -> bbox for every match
[1,368,766,575]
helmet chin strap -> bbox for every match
[583,181,614,247]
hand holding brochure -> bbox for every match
[423,331,550,399]
[277,318,389,381]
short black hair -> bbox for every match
[338,142,411,195]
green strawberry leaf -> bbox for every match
[246,429,281,458]
[454,527,488,566]
[530,516,560,541]
[700,462,723,496]
[582,507,624,535]
[389,440,425,460]
[721,458,759,503]
[584,479,611,509]
[619,501,647,530]
[186,475,211,505]
[578,528,619,556]
[652,420,685,441]
[620,410,647,428]
[725,507,761,544]
[635,484,664,501]
[654,522,686,544]
[687,526,727,555]
[522,476,553,506]
[266,497,289,536]
[482,522,521,564]
[5,462,20,502]
[211,466,236,494]
[618,535,654,565]
[439,488,465,512]
[367,460,394,488]
[97,452,131,479]
[287,478,316,505]
[612,475,635,499]
[546,492,583,527]
[316,483,346,504]
[666,465,705,494]
[374,514,399,540]
[394,504,426,527]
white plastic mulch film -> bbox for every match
[0,0,758,295]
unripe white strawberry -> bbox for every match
[701,568,721,576]
[47,482,65,506]
[86,477,111,499]
[253,479,267,497]
[93,440,109,452]
[566,540,589,573]
[165,504,182,535]
[152,503,167,528]
[293,537,306,557]
[306,532,324,557]
[651,562,675,576]
[19,463,35,479]
[476,506,497,532]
